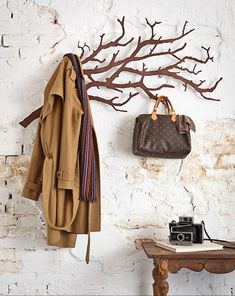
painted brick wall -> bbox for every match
[0,0,235,295]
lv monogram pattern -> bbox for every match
[133,114,191,159]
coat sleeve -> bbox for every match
[22,120,45,201]
[21,60,64,201]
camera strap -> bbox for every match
[202,221,235,249]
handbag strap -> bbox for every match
[151,96,176,122]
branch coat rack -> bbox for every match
[20,17,223,128]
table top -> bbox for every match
[142,242,235,259]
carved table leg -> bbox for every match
[152,258,169,296]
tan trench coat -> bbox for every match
[22,56,101,257]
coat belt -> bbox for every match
[42,155,79,231]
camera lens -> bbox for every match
[177,233,185,241]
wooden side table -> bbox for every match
[142,241,235,296]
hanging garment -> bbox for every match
[22,54,101,263]
[64,53,97,203]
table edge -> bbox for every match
[142,242,235,259]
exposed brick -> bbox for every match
[5,201,40,216]
[2,34,39,47]
[0,215,18,227]
[0,249,15,261]
[0,260,22,273]
[18,215,42,228]
[0,58,11,79]
[19,47,53,59]
[0,47,18,58]
[0,204,6,213]
[0,8,12,21]
[0,20,25,34]
[38,31,65,48]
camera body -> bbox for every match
[169,216,204,246]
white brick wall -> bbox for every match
[0,0,235,295]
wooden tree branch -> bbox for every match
[89,92,139,112]
[77,41,90,59]
[19,17,222,127]
[82,16,134,65]
[145,18,161,39]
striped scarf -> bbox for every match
[64,53,96,203]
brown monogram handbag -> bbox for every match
[133,96,196,159]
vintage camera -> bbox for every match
[169,216,204,245]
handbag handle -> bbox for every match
[151,96,176,122]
